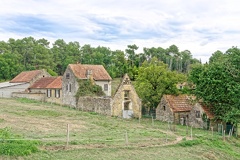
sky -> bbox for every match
[1,0,240,63]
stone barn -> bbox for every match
[0,69,50,98]
[156,95,193,125]
[62,64,112,107]
[112,74,141,119]
[188,104,216,130]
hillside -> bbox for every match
[0,98,239,160]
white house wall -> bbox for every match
[95,80,111,96]
[0,83,29,98]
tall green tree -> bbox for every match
[189,47,240,124]
[135,57,186,114]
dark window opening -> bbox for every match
[104,84,108,91]
[124,101,130,110]
[124,90,130,100]
[66,73,70,79]
[163,106,166,111]
[196,111,200,118]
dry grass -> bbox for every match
[0,98,239,160]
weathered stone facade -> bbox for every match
[188,103,205,128]
[62,67,79,107]
[76,97,112,115]
[156,95,193,125]
[112,74,141,118]
[62,64,112,107]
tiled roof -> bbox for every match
[201,105,214,119]
[10,70,42,83]
[164,95,193,112]
[69,64,112,81]
[29,77,62,89]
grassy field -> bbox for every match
[0,98,239,160]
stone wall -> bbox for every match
[156,97,174,122]
[12,92,45,101]
[76,97,112,115]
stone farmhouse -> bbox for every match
[112,74,141,118]
[0,69,50,98]
[62,64,112,107]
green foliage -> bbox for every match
[135,58,187,113]
[47,68,58,76]
[0,128,39,156]
[189,47,240,124]
[178,139,202,147]
[0,37,198,81]
[76,80,105,98]
[16,98,40,104]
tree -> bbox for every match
[135,57,186,115]
[189,47,240,124]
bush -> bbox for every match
[0,140,39,156]
[0,128,39,156]
[178,139,202,147]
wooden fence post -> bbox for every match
[66,124,70,148]
[125,131,129,146]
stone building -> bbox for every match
[156,95,193,125]
[62,64,112,107]
[0,69,50,98]
[12,76,62,104]
[188,104,216,129]
[112,74,141,118]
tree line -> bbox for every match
[0,36,200,81]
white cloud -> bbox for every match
[1,0,240,63]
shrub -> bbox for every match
[0,128,39,156]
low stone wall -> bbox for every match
[12,92,45,101]
[76,97,112,115]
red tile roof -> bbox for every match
[201,105,214,119]
[10,70,42,83]
[29,77,62,89]
[164,95,193,112]
[69,64,112,81]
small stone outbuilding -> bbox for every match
[156,95,193,125]
[112,74,141,118]
[0,69,50,98]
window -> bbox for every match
[124,101,130,110]
[55,89,60,98]
[124,90,130,99]
[104,84,108,91]
[163,106,166,111]
[66,73,70,79]
[69,84,71,92]
[66,84,71,92]
[47,89,51,98]
[196,111,201,118]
